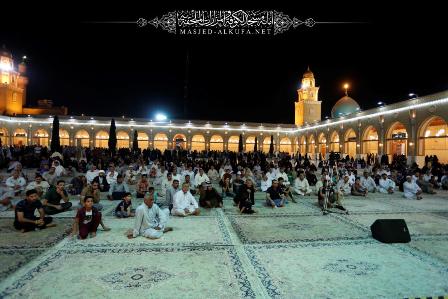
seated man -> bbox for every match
[136,174,150,198]
[378,173,396,194]
[360,171,376,193]
[293,172,312,196]
[236,179,256,214]
[127,192,173,239]
[108,174,130,200]
[199,181,223,208]
[71,196,103,239]
[42,180,73,215]
[43,166,58,186]
[403,175,423,200]
[172,183,200,216]
[336,175,352,197]
[157,180,180,216]
[6,170,26,196]
[317,179,348,213]
[93,170,110,192]
[278,177,296,203]
[194,168,210,189]
[26,173,50,198]
[85,165,99,184]
[183,175,197,195]
[207,165,220,183]
[14,189,56,232]
[124,165,138,185]
[80,181,102,210]
[260,173,271,192]
[266,180,285,208]
[351,177,368,197]
[417,174,437,194]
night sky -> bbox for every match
[1,2,447,124]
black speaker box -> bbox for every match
[370,219,411,243]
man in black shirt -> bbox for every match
[266,180,285,208]
[42,180,72,215]
[14,189,55,232]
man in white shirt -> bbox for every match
[172,183,200,216]
[52,160,66,177]
[6,170,26,196]
[403,175,423,200]
[378,173,395,194]
[182,165,195,183]
[336,175,352,196]
[127,192,173,239]
[106,166,118,185]
[360,171,376,193]
[276,167,290,186]
[207,165,220,182]
[260,173,271,192]
[293,173,312,196]
[171,168,182,184]
[159,173,174,198]
[86,165,99,184]
[347,170,356,186]
[194,168,209,188]
[26,174,50,197]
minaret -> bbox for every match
[0,45,28,115]
[294,66,321,126]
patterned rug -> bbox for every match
[0,249,45,281]
[0,246,256,299]
[228,214,368,244]
[245,239,448,298]
[66,215,232,248]
[0,218,72,249]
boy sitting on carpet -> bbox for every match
[115,192,135,218]
[71,196,103,239]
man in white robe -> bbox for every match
[127,192,172,239]
[403,175,423,200]
[378,173,395,194]
[336,175,352,196]
[360,171,376,193]
[172,183,200,216]
[293,173,312,196]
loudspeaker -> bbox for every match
[370,219,411,243]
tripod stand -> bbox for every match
[321,182,349,215]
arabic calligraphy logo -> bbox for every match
[137,10,316,35]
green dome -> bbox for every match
[331,96,361,118]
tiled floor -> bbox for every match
[0,189,447,298]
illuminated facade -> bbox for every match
[294,67,321,126]
[0,50,447,165]
[0,46,67,116]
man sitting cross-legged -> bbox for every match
[266,179,285,208]
[42,180,73,215]
[293,172,312,197]
[126,192,173,239]
[172,182,200,216]
[14,189,56,232]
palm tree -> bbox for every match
[269,135,274,155]
[50,115,61,152]
[238,134,243,153]
[108,118,117,153]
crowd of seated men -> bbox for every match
[1,144,447,238]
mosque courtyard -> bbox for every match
[0,180,448,298]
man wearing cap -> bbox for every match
[378,173,395,194]
[403,175,423,200]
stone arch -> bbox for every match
[191,134,206,152]
[362,126,379,155]
[417,116,448,163]
[75,129,90,147]
[154,133,169,151]
[386,121,408,157]
[210,134,224,151]
[95,130,109,148]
